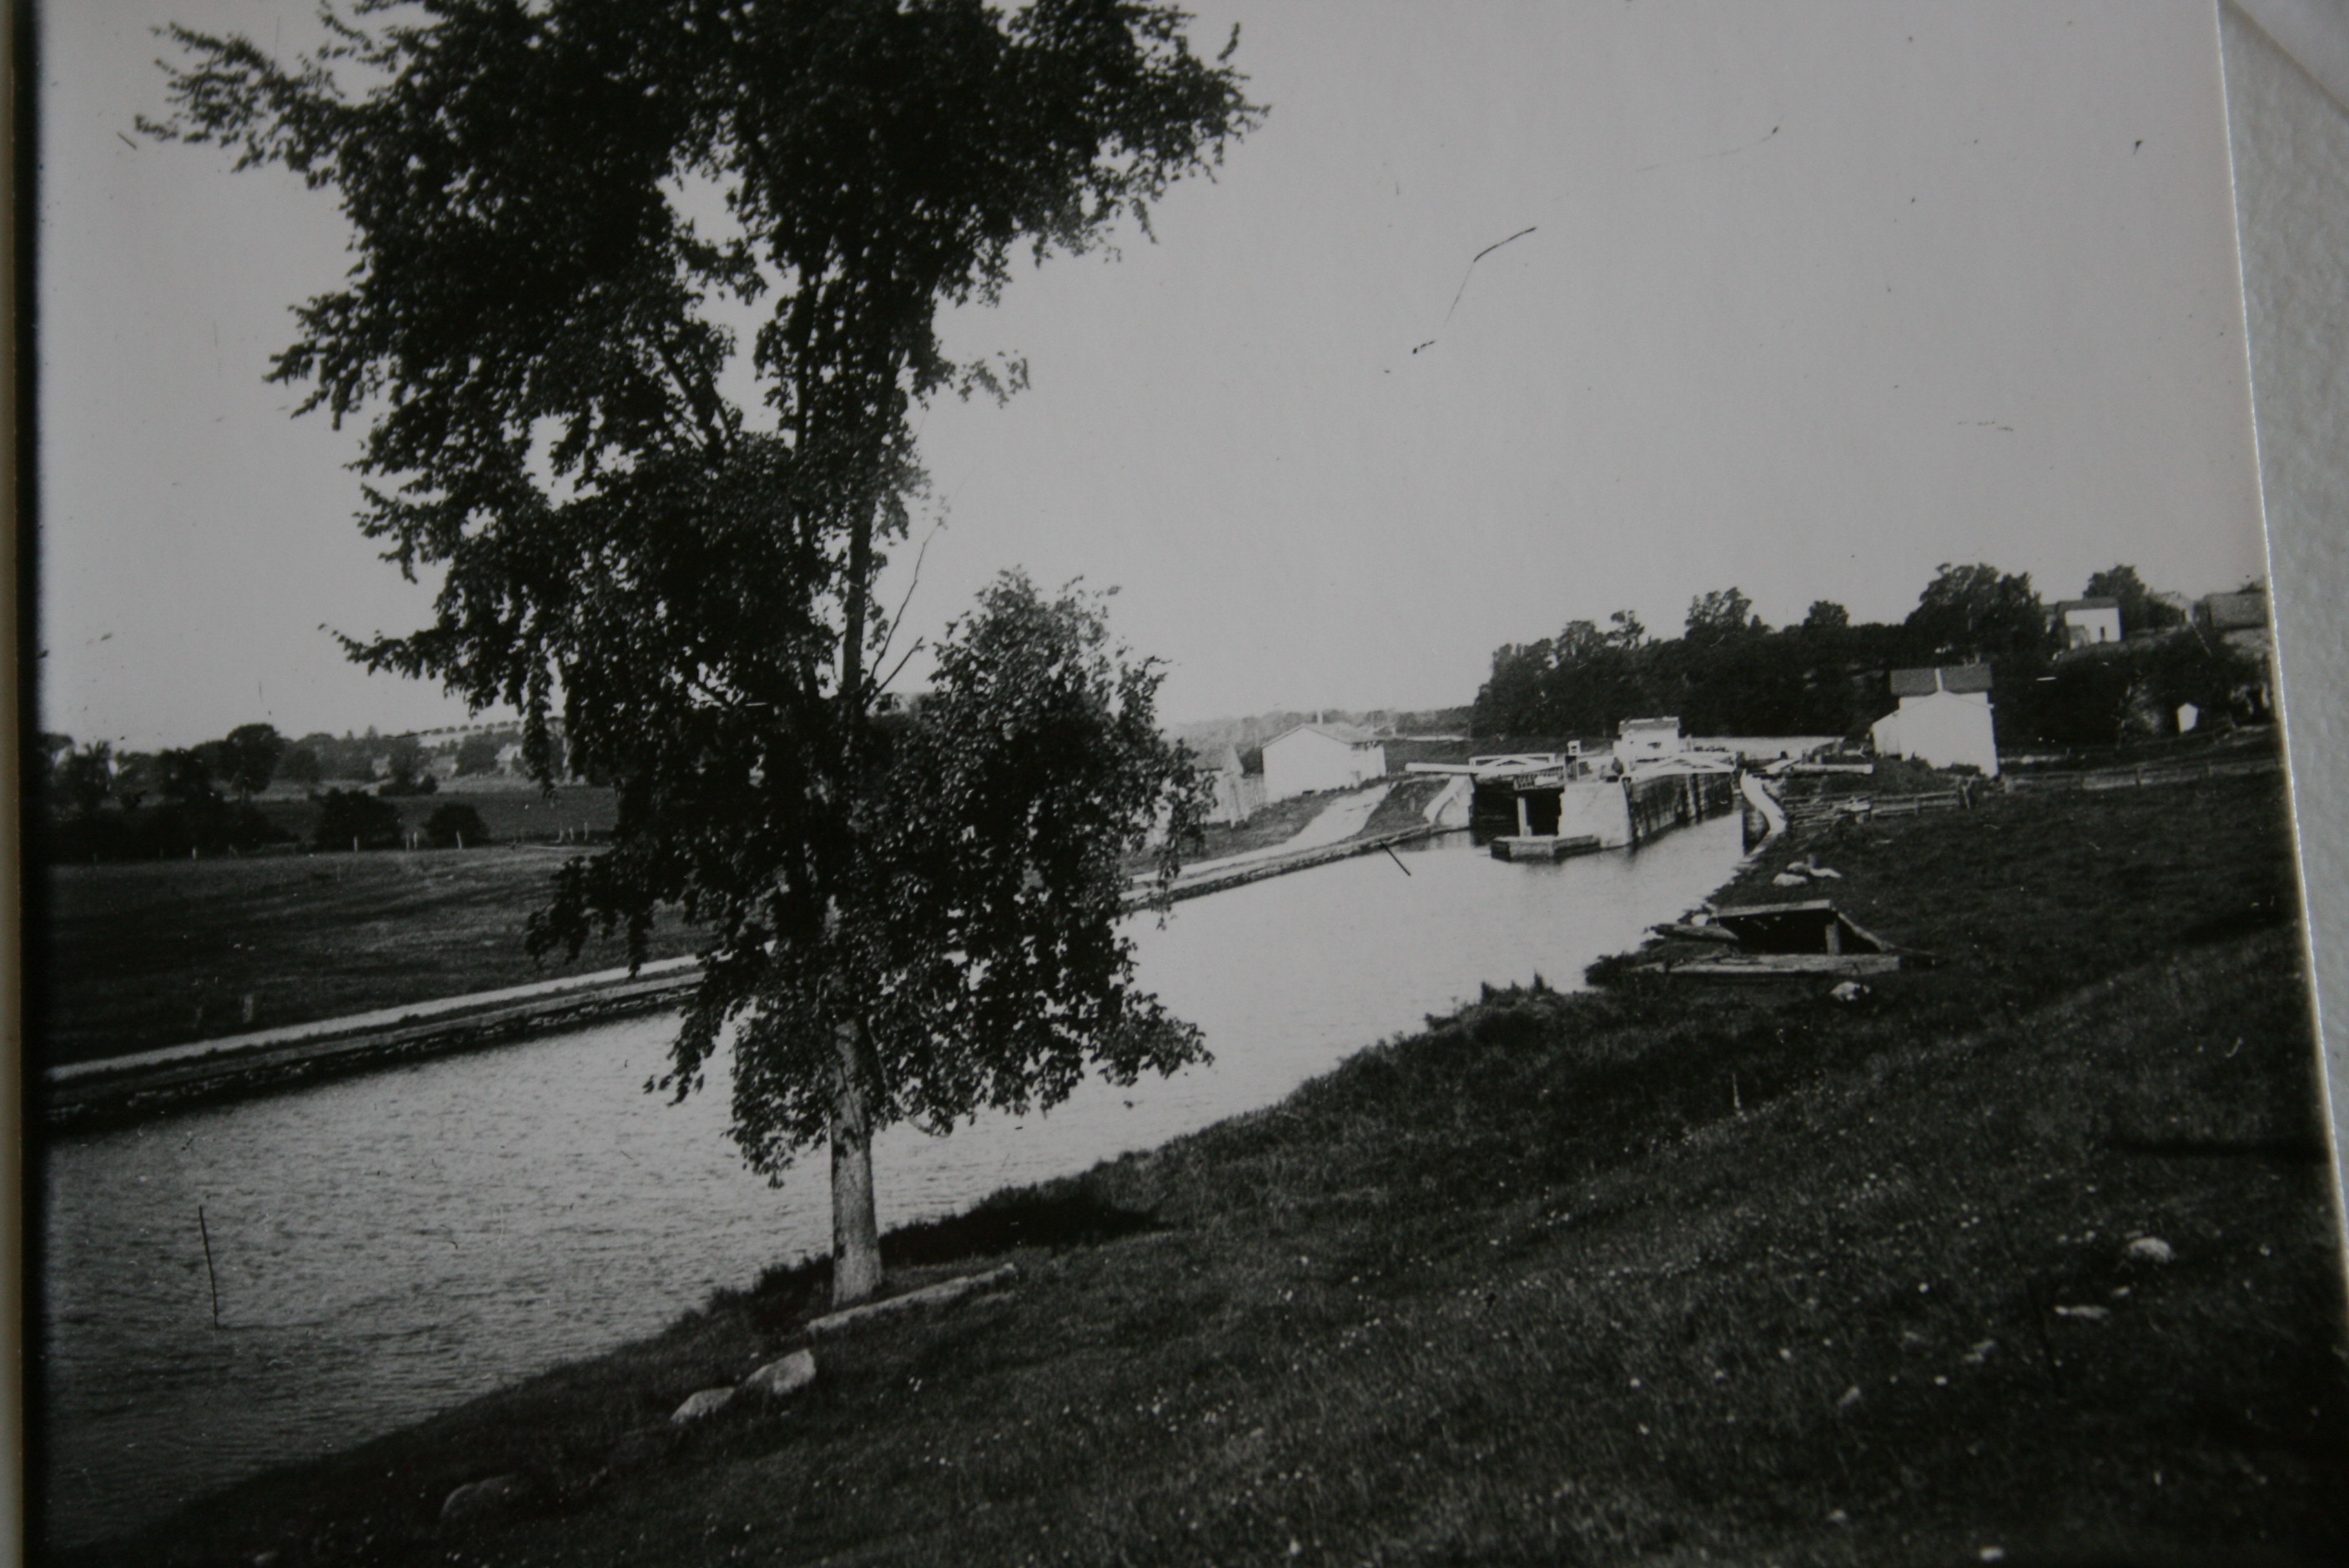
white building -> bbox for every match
[1616,716,1684,764]
[1261,722,1387,802]
[1201,743,1265,825]
[1870,666,2000,776]
[2056,597,2124,648]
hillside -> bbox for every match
[58,770,2347,1567]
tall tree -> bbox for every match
[1906,562,2046,662]
[219,722,289,801]
[1683,585,1758,645]
[151,0,1255,1304]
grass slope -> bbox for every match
[55,775,2346,1566]
[37,847,701,1067]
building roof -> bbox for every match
[1266,721,1381,749]
[1889,664,1994,697]
[2056,597,2120,615]
[2202,592,2269,631]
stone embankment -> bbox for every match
[43,962,702,1130]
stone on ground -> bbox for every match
[746,1349,817,1400]
[440,1473,533,1530]
[670,1385,738,1425]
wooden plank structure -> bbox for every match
[1491,833,1601,862]
[1633,897,1923,983]
[1661,952,1904,980]
[1706,897,1899,955]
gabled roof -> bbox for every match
[1889,664,1994,697]
[1265,721,1381,749]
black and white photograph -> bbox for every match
[22,2,2349,1562]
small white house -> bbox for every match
[1201,744,1265,825]
[2056,597,2124,648]
[1616,716,1684,764]
[1261,722,1387,802]
[1871,666,1999,776]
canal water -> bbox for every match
[39,817,1743,1547]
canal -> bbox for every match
[39,817,1743,1547]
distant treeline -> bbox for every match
[1469,565,2270,750]
[33,721,540,862]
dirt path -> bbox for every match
[1171,783,1393,883]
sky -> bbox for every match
[37,1,2271,751]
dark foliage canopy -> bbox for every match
[1471,564,2261,750]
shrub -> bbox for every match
[424,803,490,849]
[314,789,405,852]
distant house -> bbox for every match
[495,741,526,775]
[2197,588,2275,715]
[2198,589,2271,654]
[2055,597,2123,649]
[1262,722,1387,802]
[1871,665,2000,776]
[1202,744,1265,825]
[1615,716,1684,764]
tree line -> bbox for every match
[1470,563,2266,749]
[34,721,500,861]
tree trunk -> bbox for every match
[828,1018,883,1307]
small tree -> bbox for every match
[281,746,324,787]
[424,802,491,849]
[666,574,1205,1297]
[156,747,219,807]
[154,0,1256,1305]
[314,789,405,852]
[453,733,503,777]
[378,735,426,791]
[54,741,117,817]
[219,722,289,800]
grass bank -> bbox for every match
[37,846,700,1068]
[54,773,2347,1566]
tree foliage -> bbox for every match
[314,787,406,852]
[2082,564,2185,635]
[453,733,504,776]
[693,573,1205,1171]
[1905,562,2046,661]
[151,0,1257,1301]
[1471,565,2257,750]
[219,722,289,799]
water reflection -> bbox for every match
[40,817,1742,1545]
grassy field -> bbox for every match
[36,846,701,1067]
[55,771,2346,1566]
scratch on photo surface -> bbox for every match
[1636,124,1781,173]
[1416,226,1538,353]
